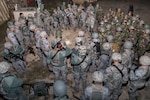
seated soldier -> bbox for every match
[0,61,27,100]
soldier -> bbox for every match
[86,12,95,35]
[122,41,134,72]
[0,61,27,100]
[105,53,128,100]
[81,71,110,100]
[77,31,86,44]
[88,32,100,72]
[29,24,36,45]
[53,80,69,100]
[106,35,120,54]
[35,28,42,58]
[72,3,78,11]
[40,31,50,68]
[47,38,72,83]
[86,3,94,14]
[3,42,26,74]
[7,24,19,46]
[71,45,91,92]
[128,55,150,100]
[80,9,87,30]
[97,42,111,72]
[14,21,24,48]
[22,25,30,50]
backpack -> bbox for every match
[32,81,49,96]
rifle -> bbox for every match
[9,52,24,61]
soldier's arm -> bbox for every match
[65,47,72,57]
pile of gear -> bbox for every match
[1,0,150,100]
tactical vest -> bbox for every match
[91,85,103,100]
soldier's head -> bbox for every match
[40,31,48,39]
[92,71,104,84]
[129,25,134,31]
[19,13,24,18]
[75,37,82,46]
[78,31,84,37]
[4,42,13,50]
[112,52,122,63]
[78,45,87,56]
[106,24,111,31]
[116,27,122,32]
[102,42,111,51]
[139,55,150,66]
[53,80,67,98]
[100,27,105,33]
[124,41,133,49]
[0,61,10,74]
[9,24,15,32]
[92,33,99,39]
[29,24,36,32]
[106,35,114,42]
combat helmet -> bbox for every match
[112,52,122,62]
[4,42,13,49]
[78,31,85,37]
[53,80,67,98]
[106,35,114,42]
[0,61,10,74]
[139,55,150,66]
[92,71,104,83]
[102,42,111,50]
[124,41,133,49]
[92,33,99,39]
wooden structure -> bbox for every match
[0,0,10,25]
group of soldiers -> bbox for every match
[0,1,150,100]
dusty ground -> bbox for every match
[0,0,150,100]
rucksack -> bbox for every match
[32,81,49,96]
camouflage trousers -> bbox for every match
[73,71,87,92]
[53,65,68,83]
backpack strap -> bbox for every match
[113,64,124,77]
[72,55,87,66]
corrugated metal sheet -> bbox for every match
[0,0,10,25]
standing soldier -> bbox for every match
[86,12,95,36]
[80,9,87,30]
[22,26,30,50]
[14,21,24,48]
[71,45,91,92]
[7,24,19,46]
[40,31,50,68]
[129,55,150,100]
[105,53,128,100]
[122,41,134,72]
[29,24,36,46]
[88,32,100,72]
[47,38,72,83]
[97,42,111,72]
[81,71,110,100]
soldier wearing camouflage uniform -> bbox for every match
[47,32,72,83]
[97,42,111,72]
[128,55,150,100]
[82,71,110,100]
[3,42,26,74]
[104,53,128,100]
[0,61,27,100]
[122,41,134,72]
[88,32,100,72]
[71,45,91,92]
[40,31,50,68]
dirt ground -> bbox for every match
[0,0,150,100]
